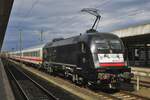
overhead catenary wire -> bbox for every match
[16,0,40,30]
[14,0,40,51]
[24,0,40,17]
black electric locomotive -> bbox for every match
[42,32,132,88]
[42,8,133,88]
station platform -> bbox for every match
[131,66,150,72]
[131,66,150,77]
[0,58,14,100]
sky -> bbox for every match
[2,0,150,51]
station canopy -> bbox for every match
[0,0,14,50]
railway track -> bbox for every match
[5,63,58,100]
[6,59,150,100]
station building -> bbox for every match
[113,24,150,67]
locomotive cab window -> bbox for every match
[95,40,109,50]
[109,40,122,50]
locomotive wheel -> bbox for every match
[79,76,88,87]
[38,64,42,70]
[124,78,131,83]
[72,74,80,84]
[72,74,85,86]
[72,74,76,83]
[64,70,69,78]
[75,74,80,85]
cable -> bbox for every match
[16,0,40,30]
[24,0,40,17]
[12,0,41,51]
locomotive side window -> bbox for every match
[109,40,122,50]
[81,43,86,53]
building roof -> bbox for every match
[113,23,150,38]
[0,0,14,50]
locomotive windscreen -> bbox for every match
[95,40,109,50]
[90,34,126,69]
[94,40,122,50]
[109,40,122,50]
[90,34,124,53]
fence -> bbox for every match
[131,67,150,90]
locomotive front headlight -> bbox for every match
[82,57,86,63]
[123,72,130,78]
[102,74,110,80]
[106,74,110,79]
[91,45,96,53]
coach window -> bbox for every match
[36,52,37,57]
[27,52,28,56]
[34,52,36,57]
[36,51,38,57]
[28,52,30,56]
[31,52,32,56]
[25,53,26,56]
[32,52,34,57]
[35,52,37,57]
[35,51,37,57]
[37,51,40,57]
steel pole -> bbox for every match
[19,31,22,62]
[40,30,43,44]
[136,75,140,91]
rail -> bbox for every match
[5,62,58,100]
[6,59,150,99]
